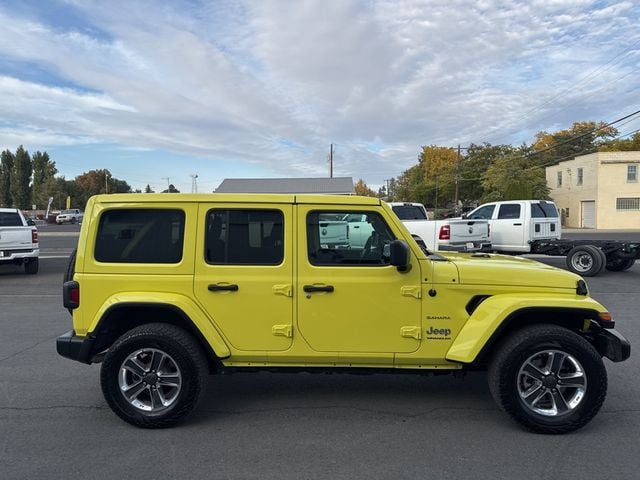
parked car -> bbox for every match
[57,193,630,432]
[56,209,83,224]
[0,208,39,274]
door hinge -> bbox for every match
[272,324,293,338]
[401,286,422,299]
[400,326,422,340]
[272,284,293,297]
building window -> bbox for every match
[557,171,562,187]
[577,167,583,186]
[628,165,638,182]
[616,198,640,210]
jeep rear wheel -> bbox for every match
[100,323,208,428]
[488,324,607,434]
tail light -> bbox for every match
[439,224,450,240]
[32,229,38,244]
[63,281,80,309]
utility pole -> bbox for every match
[454,144,461,215]
[105,173,110,194]
[330,143,334,178]
[162,177,170,192]
[190,174,198,193]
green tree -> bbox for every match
[10,145,32,209]
[73,169,131,208]
[482,149,550,202]
[532,121,617,166]
[458,143,516,204]
[31,151,57,208]
[144,184,154,193]
[0,149,14,207]
[161,184,180,193]
[599,132,640,152]
[354,179,376,197]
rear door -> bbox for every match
[491,202,525,251]
[194,203,294,352]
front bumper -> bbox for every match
[594,328,631,362]
[56,330,96,364]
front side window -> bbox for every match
[628,165,638,182]
[307,211,395,266]
[95,209,184,263]
[468,204,495,220]
[497,204,521,219]
[205,209,283,265]
[391,204,428,220]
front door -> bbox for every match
[581,201,596,228]
[296,205,422,357]
[194,204,293,351]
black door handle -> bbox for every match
[513,223,522,226]
[208,284,239,292]
[303,285,334,293]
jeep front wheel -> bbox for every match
[488,324,607,434]
[100,323,208,428]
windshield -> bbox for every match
[392,205,427,220]
[531,202,558,218]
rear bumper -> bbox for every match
[438,242,491,252]
[0,248,39,262]
[56,330,95,364]
[594,328,631,362]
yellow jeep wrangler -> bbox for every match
[57,194,630,432]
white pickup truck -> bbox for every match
[0,208,39,274]
[464,200,639,276]
[388,202,490,252]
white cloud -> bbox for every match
[0,0,638,187]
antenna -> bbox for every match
[190,173,198,193]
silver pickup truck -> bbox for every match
[0,208,39,274]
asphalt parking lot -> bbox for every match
[1,226,639,479]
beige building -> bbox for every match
[546,151,640,229]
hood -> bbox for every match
[442,252,581,290]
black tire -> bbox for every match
[595,248,607,271]
[605,258,635,272]
[565,245,604,276]
[488,324,607,434]
[24,258,39,274]
[64,248,77,283]
[100,323,208,428]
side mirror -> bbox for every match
[390,240,410,272]
[460,213,468,219]
[27,219,36,226]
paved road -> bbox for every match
[1,228,639,479]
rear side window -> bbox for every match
[497,204,521,219]
[391,205,428,220]
[95,209,185,263]
[205,209,283,265]
[531,203,558,218]
[0,212,23,226]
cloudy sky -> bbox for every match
[0,0,639,193]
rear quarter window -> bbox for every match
[94,209,185,263]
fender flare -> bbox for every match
[446,293,606,364]
[88,292,231,359]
